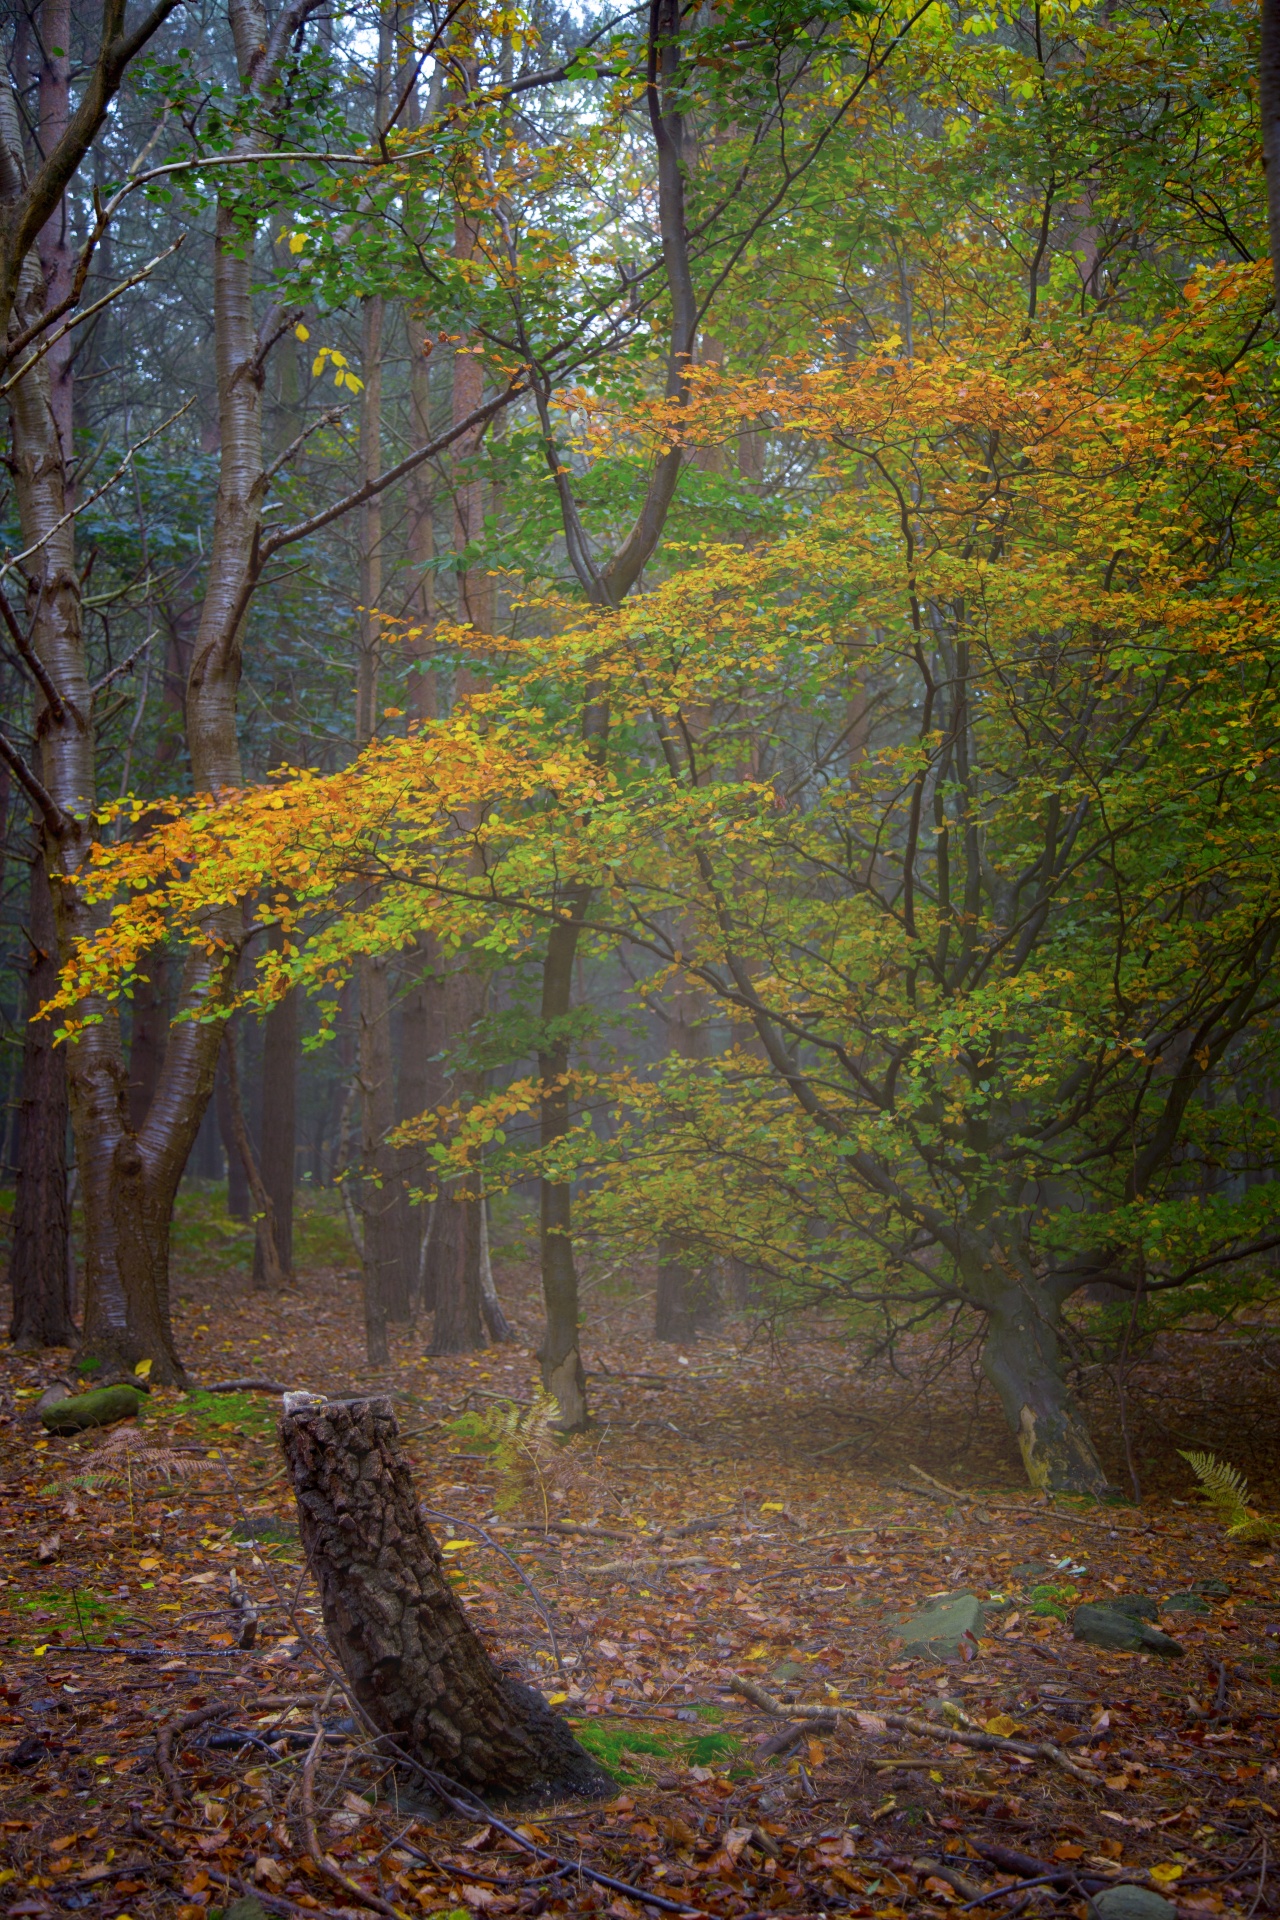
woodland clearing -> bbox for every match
[2,1230,1277,1920]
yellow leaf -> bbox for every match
[1150,1866,1184,1888]
[295,323,310,341]
[984,1713,1020,1738]
[760,1500,784,1511]
[441,1539,477,1552]
[546,1691,569,1704]
[133,1357,153,1378]
[32,1644,48,1656]
[289,232,306,253]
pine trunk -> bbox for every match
[253,941,297,1285]
[279,1394,611,1804]
[7,844,75,1349]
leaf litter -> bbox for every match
[1,1256,1278,1920]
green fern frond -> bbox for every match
[1180,1450,1278,1546]
[1178,1450,1252,1526]
[1227,1515,1280,1544]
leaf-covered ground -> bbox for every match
[2,1223,1278,1920]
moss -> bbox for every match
[572,1715,742,1783]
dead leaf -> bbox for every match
[35,1535,60,1563]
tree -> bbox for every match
[7,838,75,1348]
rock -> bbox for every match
[1071,1603,1184,1658]
[215,1901,270,1920]
[893,1592,987,1658]
[1010,1561,1052,1585]
[1107,1595,1159,1621]
[1089,1887,1177,1920]
[1190,1578,1231,1598]
[1161,1593,1212,1615]
[39,1385,144,1434]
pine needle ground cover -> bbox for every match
[1,1256,1277,1919]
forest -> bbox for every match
[2,0,1280,1914]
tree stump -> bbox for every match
[279,1393,612,1804]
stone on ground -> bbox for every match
[1071,1603,1184,1657]
[1089,1888,1177,1920]
[893,1592,987,1658]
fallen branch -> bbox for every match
[912,1855,987,1901]
[728,1676,1099,1788]
[203,1378,291,1395]
[301,1701,400,1919]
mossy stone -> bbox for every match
[1072,1603,1184,1658]
[40,1384,144,1433]
[893,1592,987,1658]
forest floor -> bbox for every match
[1,1214,1279,1920]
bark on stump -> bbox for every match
[279,1393,612,1804]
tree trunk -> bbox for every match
[354,290,411,1345]
[979,1278,1114,1495]
[217,1033,251,1219]
[653,1243,718,1344]
[478,1197,514,1343]
[398,941,443,1313]
[653,972,718,1342]
[253,931,297,1284]
[7,842,76,1349]
[358,952,403,1360]
[431,1182,484,1353]
[0,0,305,1381]
[1262,0,1280,314]
[537,910,588,1428]
[34,0,74,469]
[126,947,168,1134]
[279,1393,612,1803]
[221,1028,287,1292]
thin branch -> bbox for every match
[0,732,68,835]
[0,587,68,720]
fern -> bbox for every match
[457,1389,575,1518]
[1179,1450,1280,1545]
[70,1424,222,1491]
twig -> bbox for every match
[155,1702,236,1803]
[422,1506,564,1679]
[908,1464,971,1500]
[955,1875,1068,1910]
[301,1692,400,1918]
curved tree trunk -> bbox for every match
[7,841,75,1349]
[279,1393,612,1804]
